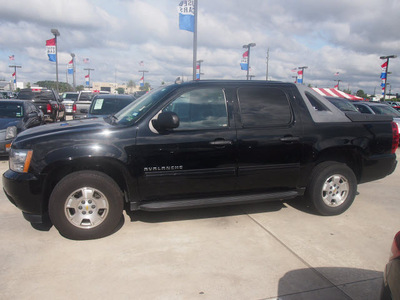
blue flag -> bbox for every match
[178,1,194,32]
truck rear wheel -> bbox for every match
[306,162,357,216]
[49,171,124,240]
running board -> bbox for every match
[137,191,299,211]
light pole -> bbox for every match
[380,55,397,100]
[242,43,256,80]
[71,53,76,91]
[298,66,308,85]
[51,29,60,92]
[334,79,341,89]
[138,70,149,90]
[9,65,21,91]
[84,68,94,88]
[196,60,203,80]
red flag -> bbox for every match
[297,70,303,75]
[242,51,248,58]
[381,61,388,68]
[12,72,16,76]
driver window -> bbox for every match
[163,88,228,130]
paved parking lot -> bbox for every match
[0,152,399,300]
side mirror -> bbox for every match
[153,112,179,132]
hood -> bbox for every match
[15,118,113,141]
[0,118,22,130]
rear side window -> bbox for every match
[238,87,291,127]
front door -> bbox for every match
[135,87,237,202]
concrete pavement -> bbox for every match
[0,152,399,300]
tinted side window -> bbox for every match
[238,87,291,127]
[163,88,228,130]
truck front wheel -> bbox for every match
[49,171,124,240]
[306,162,357,216]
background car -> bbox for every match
[16,88,65,122]
[380,231,400,300]
[353,101,400,136]
[87,94,136,118]
[61,92,79,116]
[73,91,109,119]
[325,97,360,112]
[0,100,44,156]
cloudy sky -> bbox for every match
[1,0,399,95]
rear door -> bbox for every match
[234,85,303,193]
[135,86,238,202]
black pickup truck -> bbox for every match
[3,81,398,240]
[17,88,65,122]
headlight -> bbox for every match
[5,126,17,139]
[9,149,33,173]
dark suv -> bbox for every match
[17,88,65,122]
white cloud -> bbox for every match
[0,0,399,94]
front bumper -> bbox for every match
[3,169,46,222]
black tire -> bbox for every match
[49,171,124,240]
[305,162,357,216]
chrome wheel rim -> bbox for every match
[64,187,109,229]
[321,174,349,207]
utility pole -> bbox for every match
[266,48,269,81]
[9,65,21,91]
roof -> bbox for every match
[312,88,363,100]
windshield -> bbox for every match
[112,85,176,125]
[63,93,78,100]
[0,103,24,118]
[370,105,400,117]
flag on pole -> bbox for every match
[240,51,248,70]
[196,63,200,80]
[83,58,90,63]
[139,61,144,66]
[85,74,90,86]
[9,55,15,61]
[68,60,73,75]
[139,76,144,87]
[12,72,16,83]
[334,72,339,76]
[178,0,195,32]
[381,61,388,68]
[334,84,339,89]
[46,38,56,62]
[297,70,303,84]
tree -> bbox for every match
[35,81,73,93]
[127,80,136,89]
[76,85,85,92]
[356,89,367,98]
[116,87,125,94]
[140,82,151,92]
[343,88,352,95]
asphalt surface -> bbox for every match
[1,151,399,300]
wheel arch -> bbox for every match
[41,157,136,212]
[312,146,363,183]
